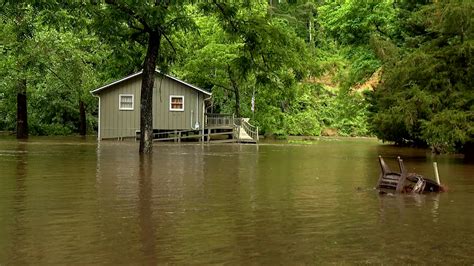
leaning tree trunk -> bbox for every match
[16,79,28,139]
[79,100,86,136]
[139,31,161,154]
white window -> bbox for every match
[119,94,134,110]
[169,95,184,111]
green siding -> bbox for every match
[98,74,206,139]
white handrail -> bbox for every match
[239,118,258,142]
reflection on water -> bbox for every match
[11,142,28,265]
[0,137,473,264]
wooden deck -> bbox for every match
[136,113,259,144]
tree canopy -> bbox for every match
[0,0,472,155]
[370,1,473,153]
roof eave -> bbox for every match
[90,70,211,96]
[90,71,143,95]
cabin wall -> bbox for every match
[98,74,206,139]
[152,77,204,131]
[99,76,141,139]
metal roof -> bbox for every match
[90,70,212,96]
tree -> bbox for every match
[1,1,36,139]
[92,1,195,153]
[192,2,311,120]
[268,0,318,45]
[318,0,398,46]
[1,1,107,137]
[315,1,399,89]
[30,27,105,136]
[370,1,473,153]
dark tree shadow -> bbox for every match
[138,154,157,264]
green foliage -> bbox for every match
[0,1,106,135]
[252,82,370,138]
[316,87,370,136]
[318,1,398,45]
[315,0,394,90]
[421,110,473,153]
[1,0,470,156]
[0,1,375,139]
[371,0,473,153]
[269,0,317,44]
[177,3,313,120]
[343,46,380,88]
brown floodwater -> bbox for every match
[0,136,473,264]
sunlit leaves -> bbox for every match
[318,1,398,45]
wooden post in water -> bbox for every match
[433,162,440,185]
[237,125,241,143]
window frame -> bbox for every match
[119,94,134,111]
[169,95,184,111]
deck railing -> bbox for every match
[205,113,234,128]
[234,118,259,142]
[205,113,259,143]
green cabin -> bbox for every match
[91,70,211,140]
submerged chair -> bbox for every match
[376,155,444,193]
[376,156,407,193]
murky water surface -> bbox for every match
[0,137,473,264]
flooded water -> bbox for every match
[0,137,473,264]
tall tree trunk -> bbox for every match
[16,79,28,139]
[227,66,241,118]
[139,31,161,154]
[79,100,86,136]
[233,86,240,118]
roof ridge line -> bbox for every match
[90,70,211,96]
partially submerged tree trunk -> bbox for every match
[463,141,474,162]
[79,100,86,136]
[16,79,28,139]
[227,66,241,117]
[233,86,241,118]
[139,31,161,154]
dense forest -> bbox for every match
[1,1,472,154]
